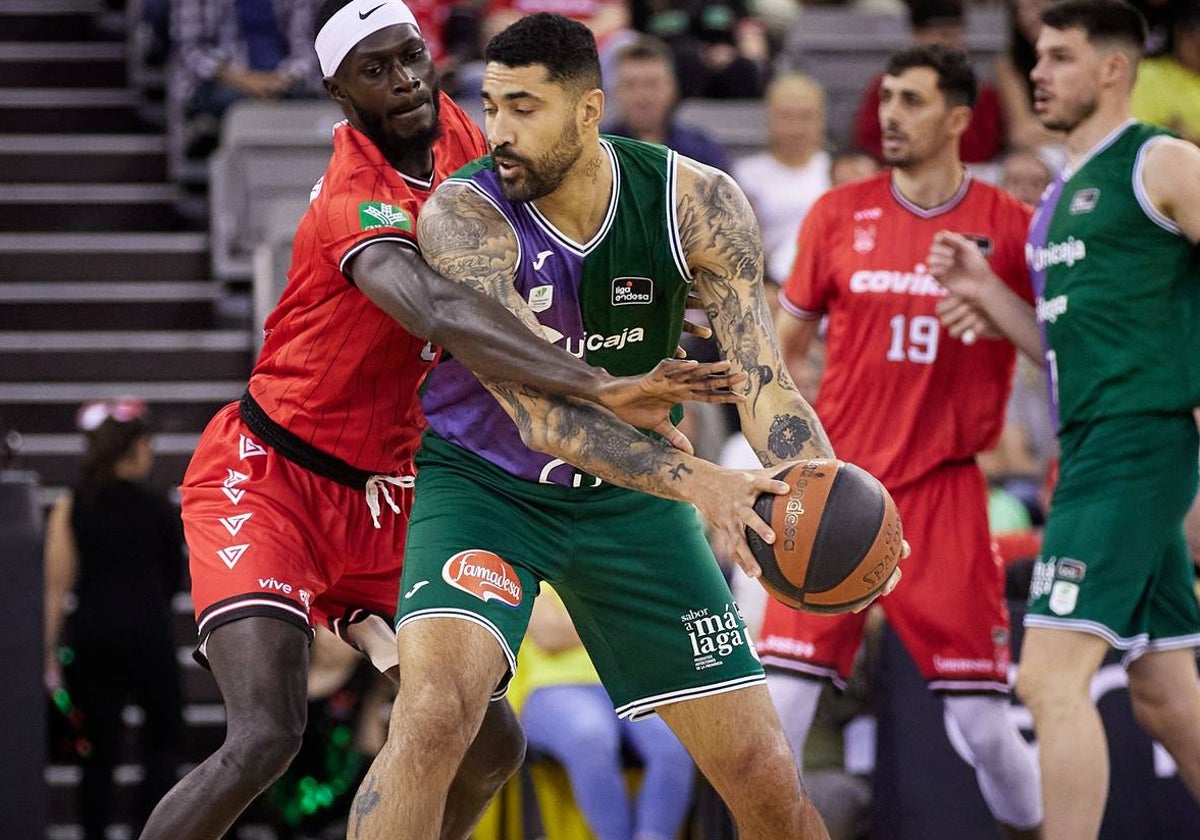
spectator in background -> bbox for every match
[171,0,322,157]
[631,0,770,98]
[608,35,732,171]
[995,0,1063,151]
[513,585,697,840]
[43,399,183,840]
[999,147,1053,204]
[734,74,831,284]
[853,0,1006,164]
[1133,0,1200,144]
[829,149,881,187]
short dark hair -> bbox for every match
[485,13,603,94]
[909,0,965,31]
[315,0,353,39]
[885,44,978,108]
[1041,0,1148,51]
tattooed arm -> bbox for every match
[675,157,834,466]
[418,182,789,573]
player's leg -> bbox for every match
[1127,647,1200,801]
[441,696,527,840]
[347,617,511,840]
[140,616,311,839]
[1015,626,1109,840]
[524,685,633,840]
[620,708,695,839]
[941,694,1042,839]
[889,465,1043,836]
[759,596,867,766]
[657,686,829,840]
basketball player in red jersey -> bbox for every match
[140,3,781,838]
[760,45,1045,839]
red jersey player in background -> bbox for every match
[140,3,783,838]
[760,45,1045,840]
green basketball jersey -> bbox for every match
[420,135,695,485]
[1026,121,1200,432]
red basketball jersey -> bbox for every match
[248,93,488,474]
[781,172,1033,491]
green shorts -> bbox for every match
[397,433,764,719]
[1027,413,1200,662]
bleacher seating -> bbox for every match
[780,6,1008,149]
[209,100,341,280]
[251,195,309,353]
[674,99,768,162]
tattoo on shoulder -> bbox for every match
[418,190,519,296]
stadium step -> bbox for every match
[0,0,114,43]
[0,88,149,133]
[0,183,186,231]
[0,135,168,183]
[0,282,219,331]
[0,41,125,87]
[0,331,251,387]
[0,232,209,281]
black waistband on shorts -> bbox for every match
[239,391,375,489]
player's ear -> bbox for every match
[947,103,972,137]
[324,76,347,104]
[578,86,605,132]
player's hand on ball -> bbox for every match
[695,466,792,580]
[851,540,908,612]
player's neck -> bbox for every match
[532,139,612,244]
[1065,100,1133,169]
[890,155,965,210]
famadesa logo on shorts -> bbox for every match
[442,550,523,608]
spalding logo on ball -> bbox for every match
[745,459,903,614]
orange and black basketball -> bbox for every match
[746,459,903,614]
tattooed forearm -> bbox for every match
[482,378,704,501]
[676,160,833,463]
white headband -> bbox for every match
[315,0,421,78]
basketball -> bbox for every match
[745,459,903,614]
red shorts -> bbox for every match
[182,404,410,666]
[758,460,1011,693]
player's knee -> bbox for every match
[720,726,800,806]
[1015,663,1081,716]
[222,723,304,787]
[398,677,491,761]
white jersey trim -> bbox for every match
[1132,135,1184,236]
[338,234,418,276]
[666,150,694,281]
[777,291,823,321]
[615,673,766,721]
[889,170,971,219]
[396,608,517,697]
[761,656,846,690]
[525,138,619,256]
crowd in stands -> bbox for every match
[59,0,1200,836]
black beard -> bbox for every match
[493,121,581,203]
[350,86,443,168]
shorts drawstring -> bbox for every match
[365,474,415,529]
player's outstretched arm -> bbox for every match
[674,158,833,467]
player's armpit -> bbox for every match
[674,159,833,467]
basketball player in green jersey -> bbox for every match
[345,13,909,840]
[927,1,1200,837]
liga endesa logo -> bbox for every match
[441,550,523,607]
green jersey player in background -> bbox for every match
[927,1,1200,837]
